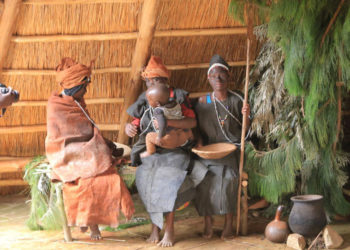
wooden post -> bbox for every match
[118,0,159,144]
[241,180,248,236]
[55,184,72,242]
[236,4,253,236]
[0,0,22,75]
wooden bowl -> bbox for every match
[114,142,131,157]
[192,143,237,159]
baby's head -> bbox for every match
[146,84,170,108]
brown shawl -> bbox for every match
[45,93,112,182]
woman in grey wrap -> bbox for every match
[124,56,207,247]
[193,54,250,239]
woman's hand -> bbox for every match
[125,123,138,137]
[241,103,250,117]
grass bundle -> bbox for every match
[15,2,142,35]
[23,156,64,230]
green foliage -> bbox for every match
[229,0,350,216]
[23,156,63,230]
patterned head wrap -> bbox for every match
[141,56,170,79]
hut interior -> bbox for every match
[0,0,259,193]
[0,0,350,249]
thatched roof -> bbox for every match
[0,0,260,157]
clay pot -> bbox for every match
[288,194,327,237]
[265,205,290,243]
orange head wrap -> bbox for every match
[56,58,93,89]
[141,56,170,79]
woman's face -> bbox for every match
[208,67,229,92]
[73,83,89,100]
[145,77,168,89]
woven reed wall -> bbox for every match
[0,0,260,157]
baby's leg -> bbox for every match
[141,132,158,158]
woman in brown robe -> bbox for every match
[45,58,134,240]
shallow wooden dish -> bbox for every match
[192,143,237,159]
[114,142,131,157]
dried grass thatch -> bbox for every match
[15,2,142,35]
[5,40,135,69]
[157,0,242,30]
[152,35,258,65]
[0,0,260,158]
[1,72,129,100]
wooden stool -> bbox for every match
[55,184,72,242]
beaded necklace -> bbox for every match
[212,92,242,145]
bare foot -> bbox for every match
[157,230,174,247]
[202,216,213,239]
[157,212,175,247]
[90,224,102,240]
[140,151,151,158]
[221,213,234,240]
[221,226,234,239]
[146,224,160,243]
[80,226,88,233]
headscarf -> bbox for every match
[208,54,229,75]
[56,57,93,89]
[141,56,170,79]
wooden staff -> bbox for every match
[236,3,253,236]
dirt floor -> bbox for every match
[1,194,350,250]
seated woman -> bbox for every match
[194,55,250,239]
[46,58,134,240]
[125,56,207,247]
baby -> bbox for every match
[140,84,193,158]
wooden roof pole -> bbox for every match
[0,0,22,76]
[118,0,159,144]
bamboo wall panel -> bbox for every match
[14,2,142,35]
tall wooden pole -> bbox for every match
[118,0,159,144]
[236,4,253,236]
[0,0,22,75]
